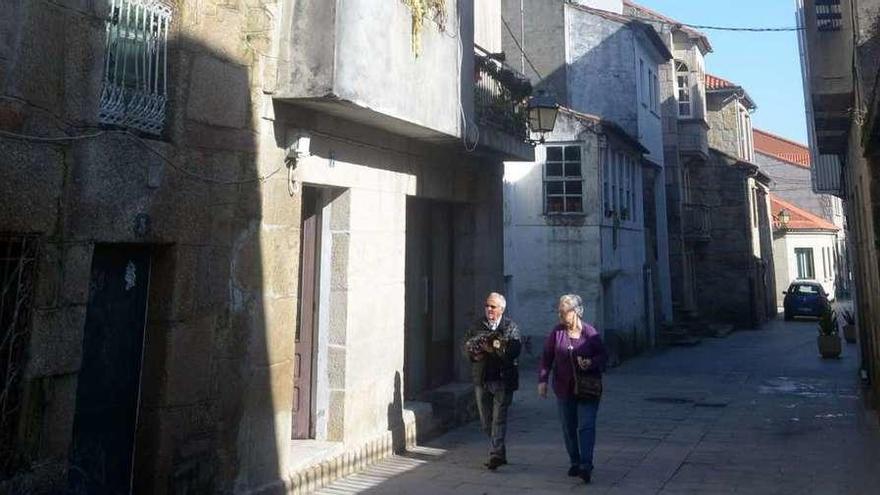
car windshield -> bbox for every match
[791,284,820,295]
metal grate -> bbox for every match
[815,0,842,31]
[98,0,173,135]
[0,235,38,475]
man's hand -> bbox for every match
[537,383,548,399]
[481,340,494,353]
[576,356,592,370]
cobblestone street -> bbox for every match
[319,317,880,494]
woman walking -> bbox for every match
[538,294,608,484]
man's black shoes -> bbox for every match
[485,457,507,470]
[567,465,580,477]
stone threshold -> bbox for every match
[262,382,476,494]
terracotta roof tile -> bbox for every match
[753,128,811,168]
[705,73,737,90]
[770,195,838,231]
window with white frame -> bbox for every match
[675,60,691,118]
[99,0,172,135]
[738,108,754,161]
[795,248,815,279]
[602,146,639,222]
[545,145,584,214]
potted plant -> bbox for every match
[841,309,857,344]
[817,308,841,359]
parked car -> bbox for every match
[783,281,832,320]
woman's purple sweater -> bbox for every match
[538,324,608,399]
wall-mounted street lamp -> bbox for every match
[526,90,559,145]
[778,208,791,230]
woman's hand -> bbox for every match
[537,382,548,399]
[576,356,592,370]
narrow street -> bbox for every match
[319,317,880,494]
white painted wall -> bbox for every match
[504,113,649,349]
[773,230,838,305]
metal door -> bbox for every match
[68,245,151,495]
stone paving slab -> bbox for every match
[318,317,880,494]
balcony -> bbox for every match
[473,48,535,161]
[683,203,711,242]
[273,0,464,142]
[798,0,854,155]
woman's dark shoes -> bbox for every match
[579,469,592,484]
[567,465,580,477]
[485,457,506,470]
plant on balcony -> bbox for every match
[474,55,532,138]
[474,56,533,102]
[403,0,447,56]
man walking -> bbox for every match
[464,292,522,470]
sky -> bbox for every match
[634,0,808,144]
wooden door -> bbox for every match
[294,187,320,439]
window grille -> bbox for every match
[815,0,842,31]
[99,0,172,135]
[0,235,38,475]
[544,145,584,214]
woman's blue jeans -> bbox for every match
[557,397,599,472]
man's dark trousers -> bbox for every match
[475,382,512,461]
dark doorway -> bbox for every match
[68,245,151,495]
[294,186,321,439]
[404,198,455,400]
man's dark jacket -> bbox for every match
[463,316,522,391]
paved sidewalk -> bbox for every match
[318,317,880,494]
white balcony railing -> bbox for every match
[98,0,172,135]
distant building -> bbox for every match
[505,108,651,356]
[771,196,840,305]
[502,0,673,354]
[753,128,849,297]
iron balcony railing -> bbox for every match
[474,47,532,140]
[683,203,711,242]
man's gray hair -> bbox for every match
[559,294,584,318]
[487,292,507,309]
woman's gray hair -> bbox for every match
[559,294,584,318]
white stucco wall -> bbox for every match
[504,113,649,350]
[773,230,838,305]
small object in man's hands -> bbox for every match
[493,339,502,349]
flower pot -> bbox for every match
[817,334,841,359]
[843,324,857,344]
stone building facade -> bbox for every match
[0,0,527,493]
[696,74,776,327]
[623,0,712,322]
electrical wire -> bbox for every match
[501,17,544,80]
[676,23,803,33]
[0,127,284,185]
[0,129,105,142]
